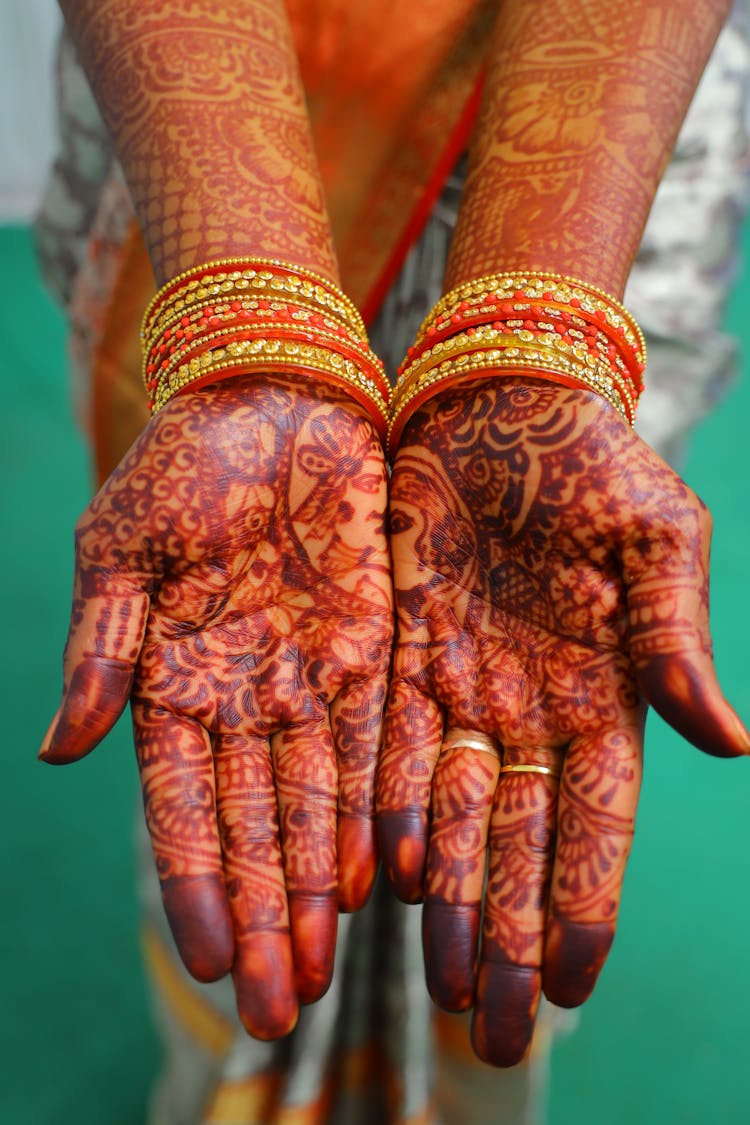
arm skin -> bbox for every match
[59,0,338,284]
[378,0,747,1067]
[445,0,732,295]
[44,0,392,1038]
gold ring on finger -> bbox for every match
[441,729,500,760]
[499,763,560,778]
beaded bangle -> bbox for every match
[423,271,646,369]
[388,270,646,454]
[142,258,389,439]
[152,337,390,429]
[142,257,366,341]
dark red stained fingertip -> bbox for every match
[423,900,479,1011]
[161,874,234,982]
[337,814,377,912]
[39,659,134,764]
[288,891,338,1004]
[542,914,614,1008]
[638,654,750,758]
[376,810,428,903]
[471,960,540,1067]
[233,933,298,1041]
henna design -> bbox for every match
[446,0,730,293]
[422,745,499,1011]
[213,731,296,1038]
[41,374,392,1038]
[61,0,338,282]
[378,380,748,1066]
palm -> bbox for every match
[42,374,393,1040]
[378,380,747,1066]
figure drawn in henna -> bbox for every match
[377,380,749,1066]
[40,374,393,1040]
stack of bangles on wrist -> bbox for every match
[141,265,645,453]
[387,270,647,455]
[141,257,390,441]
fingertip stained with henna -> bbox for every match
[161,873,234,982]
[471,960,540,1068]
[423,901,479,1011]
[542,914,615,1008]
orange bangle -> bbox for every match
[142,258,389,439]
[388,271,645,454]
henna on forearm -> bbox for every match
[60,0,338,282]
[445,0,731,294]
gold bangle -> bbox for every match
[145,294,360,360]
[388,270,646,455]
[397,323,634,399]
[142,258,365,343]
[151,336,390,438]
[426,271,646,367]
[142,258,389,438]
[388,349,629,452]
[152,320,388,399]
[397,341,637,422]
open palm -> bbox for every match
[41,373,393,1040]
[378,379,748,1065]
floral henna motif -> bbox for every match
[61,0,338,282]
[446,0,730,293]
[378,380,748,1066]
[41,373,393,1038]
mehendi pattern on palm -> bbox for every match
[378,379,747,1065]
[41,375,393,1039]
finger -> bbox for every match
[422,730,500,1012]
[40,568,149,763]
[543,724,643,1009]
[330,674,388,913]
[133,701,234,984]
[272,719,339,1006]
[376,678,443,903]
[623,496,750,757]
[213,731,298,1039]
[471,749,561,1067]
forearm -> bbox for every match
[60,0,337,284]
[445,0,731,296]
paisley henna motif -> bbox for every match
[378,380,748,1065]
[41,374,392,1038]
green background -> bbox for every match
[2,223,749,1123]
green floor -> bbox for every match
[2,223,749,1124]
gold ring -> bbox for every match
[441,729,500,759]
[499,764,560,778]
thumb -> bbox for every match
[623,498,749,758]
[40,563,149,764]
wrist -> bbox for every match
[388,270,645,456]
[141,257,391,441]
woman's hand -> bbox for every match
[377,380,748,1066]
[40,373,393,1040]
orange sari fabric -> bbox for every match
[288,0,493,317]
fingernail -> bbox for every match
[38,709,61,762]
[733,712,750,754]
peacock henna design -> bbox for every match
[41,373,393,1039]
[445,0,731,294]
[377,379,748,1066]
[61,0,338,283]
